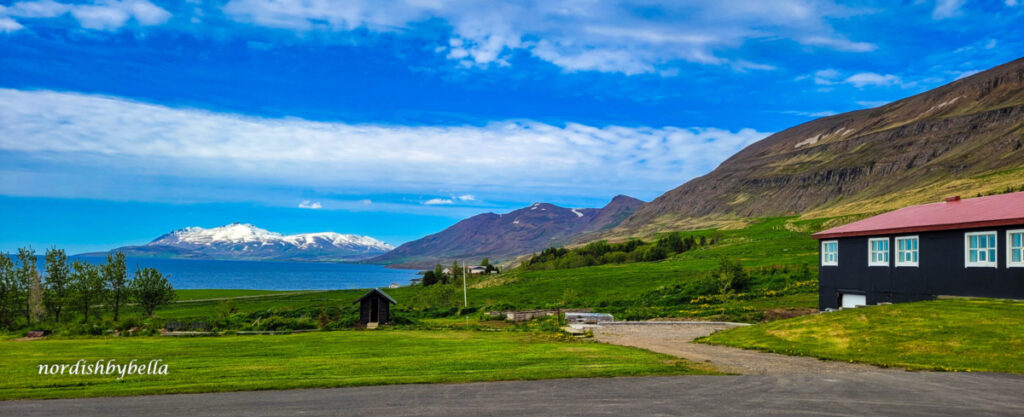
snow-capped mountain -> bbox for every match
[93,223,394,261]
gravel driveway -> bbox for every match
[592,323,887,374]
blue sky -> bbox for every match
[1,0,1023,254]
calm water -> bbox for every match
[14,256,419,290]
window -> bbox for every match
[868,238,889,266]
[965,231,997,268]
[821,241,838,266]
[1009,230,1024,268]
[895,236,919,267]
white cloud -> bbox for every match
[780,110,837,117]
[1008,0,1020,6]
[457,194,475,201]
[220,0,873,75]
[0,16,24,33]
[932,0,966,19]
[808,69,902,88]
[800,36,876,52]
[423,198,454,205]
[813,68,841,85]
[359,199,372,205]
[856,100,890,108]
[4,0,170,32]
[298,200,322,209]
[843,72,901,88]
[0,88,770,204]
[954,69,981,80]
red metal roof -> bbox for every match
[813,192,1024,239]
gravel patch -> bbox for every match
[593,323,890,375]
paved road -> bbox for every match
[4,373,1023,416]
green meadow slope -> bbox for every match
[701,298,1024,373]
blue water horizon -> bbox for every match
[7,255,420,291]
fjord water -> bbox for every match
[64,257,419,290]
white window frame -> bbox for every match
[894,235,919,267]
[965,231,998,268]
[868,237,890,267]
[1008,229,1024,268]
[821,240,838,266]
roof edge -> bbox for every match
[353,288,398,304]
[812,218,1024,239]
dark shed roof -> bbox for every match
[354,288,397,305]
[813,192,1024,239]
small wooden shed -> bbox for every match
[354,288,397,326]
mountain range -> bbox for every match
[608,56,1024,237]
[86,223,394,262]
[374,56,1024,266]
[370,195,644,268]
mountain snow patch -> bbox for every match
[794,134,822,148]
[150,223,393,251]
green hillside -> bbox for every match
[701,298,1024,373]
[134,217,824,328]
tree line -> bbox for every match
[524,233,715,271]
[0,247,175,330]
[420,258,499,286]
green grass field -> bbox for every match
[0,330,712,400]
[700,298,1024,373]
[174,289,298,301]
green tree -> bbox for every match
[450,261,461,282]
[28,266,45,325]
[217,299,237,318]
[130,267,175,317]
[44,247,72,322]
[714,258,750,294]
[0,254,17,328]
[16,248,39,325]
[71,260,105,323]
[422,270,438,286]
[103,252,129,321]
[657,233,685,253]
[480,258,489,267]
[433,263,445,284]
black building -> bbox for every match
[813,192,1024,310]
[355,288,397,326]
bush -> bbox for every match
[258,316,317,331]
[325,313,360,330]
[713,258,750,294]
[217,300,237,318]
[60,322,106,336]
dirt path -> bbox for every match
[593,323,889,375]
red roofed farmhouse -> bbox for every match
[812,192,1024,310]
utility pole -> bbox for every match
[462,259,468,307]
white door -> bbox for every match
[841,293,866,308]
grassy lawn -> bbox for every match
[700,298,1024,372]
[0,330,712,400]
[174,289,298,301]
